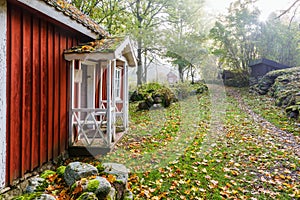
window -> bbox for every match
[115,68,121,99]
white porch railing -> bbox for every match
[71,108,116,147]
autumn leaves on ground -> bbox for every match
[103,84,300,200]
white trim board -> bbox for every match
[0,0,7,189]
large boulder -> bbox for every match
[72,176,112,199]
[64,162,98,186]
[251,67,300,119]
[252,67,300,95]
[102,163,130,200]
[102,163,129,185]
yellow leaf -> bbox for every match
[231,170,239,176]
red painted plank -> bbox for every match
[6,2,93,185]
[53,27,60,157]
[31,17,41,169]
[59,34,67,152]
[102,68,107,101]
[9,6,22,182]
[40,20,48,165]
[21,11,32,175]
[47,24,54,160]
[6,4,11,185]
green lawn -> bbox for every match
[102,87,300,199]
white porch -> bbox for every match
[64,37,136,155]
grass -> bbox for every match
[102,87,300,199]
[238,87,300,135]
[11,85,300,199]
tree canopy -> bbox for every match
[68,0,300,84]
[209,0,300,77]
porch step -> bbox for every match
[69,146,112,157]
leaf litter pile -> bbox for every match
[102,85,300,199]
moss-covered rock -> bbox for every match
[64,162,98,186]
[72,176,111,199]
[96,163,105,173]
[252,67,300,95]
[131,83,177,110]
[25,177,47,193]
[40,170,56,179]
[56,166,66,177]
[88,177,111,199]
[76,192,98,200]
[12,192,44,200]
[251,67,300,119]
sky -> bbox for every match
[205,0,295,21]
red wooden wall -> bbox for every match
[6,2,86,185]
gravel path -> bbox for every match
[228,88,300,157]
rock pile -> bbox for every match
[14,162,132,200]
[130,82,177,110]
[251,67,300,119]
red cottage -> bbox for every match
[0,0,136,188]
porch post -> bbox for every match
[123,63,128,128]
[99,61,103,108]
[0,0,7,188]
[111,60,116,141]
[106,60,112,146]
[68,60,75,147]
[78,61,82,119]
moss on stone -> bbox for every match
[40,170,56,179]
[76,192,98,200]
[96,164,105,173]
[56,166,66,177]
[12,192,43,200]
[87,179,100,192]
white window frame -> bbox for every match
[115,68,122,100]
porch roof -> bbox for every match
[64,37,137,67]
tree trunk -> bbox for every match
[142,49,147,83]
[136,0,143,86]
[178,64,184,82]
[137,38,143,85]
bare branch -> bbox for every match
[277,0,300,18]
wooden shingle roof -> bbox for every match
[65,37,124,53]
[15,0,108,38]
[64,37,137,67]
[43,0,108,37]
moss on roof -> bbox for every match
[43,0,108,37]
[64,37,124,54]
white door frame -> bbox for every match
[81,61,97,109]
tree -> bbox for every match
[127,0,169,85]
[69,0,133,35]
[258,14,300,67]
[163,0,206,82]
[209,0,261,76]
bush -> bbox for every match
[130,82,177,110]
